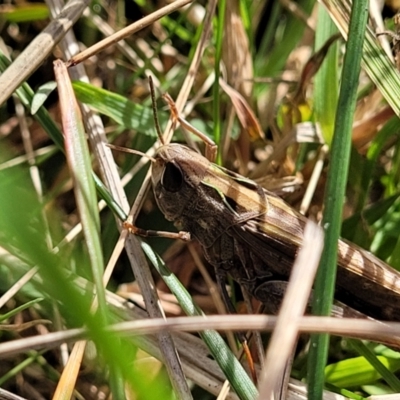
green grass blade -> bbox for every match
[72,81,168,135]
[307,1,369,398]
[323,0,400,116]
[349,340,400,391]
[313,7,339,144]
[255,0,315,79]
[0,298,44,322]
[141,241,258,400]
[212,0,226,164]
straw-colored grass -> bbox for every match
[1,1,400,399]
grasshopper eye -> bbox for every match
[161,162,183,192]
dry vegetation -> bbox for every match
[1,0,400,399]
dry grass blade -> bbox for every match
[81,8,161,83]
[0,388,29,400]
[52,341,86,400]
[164,0,218,143]
[67,0,193,67]
[322,0,400,115]
[219,79,264,142]
[257,222,324,399]
[3,315,400,359]
[0,0,89,106]
[0,266,38,309]
[300,144,329,214]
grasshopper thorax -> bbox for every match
[151,143,211,222]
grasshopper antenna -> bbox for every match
[148,76,165,145]
[106,144,157,163]
[162,93,217,162]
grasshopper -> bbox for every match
[130,92,400,323]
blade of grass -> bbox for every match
[307,1,369,399]
[322,0,400,116]
[72,81,168,135]
[140,241,258,400]
[54,60,124,397]
[212,0,226,164]
[54,60,107,321]
[66,0,193,67]
[313,6,339,144]
[349,339,400,392]
[0,298,43,322]
[255,0,315,81]
[258,222,324,399]
[0,0,90,107]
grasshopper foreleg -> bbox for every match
[124,221,191,241]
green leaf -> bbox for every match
[31,81,57,115]
[0,5,49,23]
[0,298,44,323]
[341,193,400,247]
[313,7,339,144]
[325,356,400,387]
[72,81,168,135]
[361,383,395,396]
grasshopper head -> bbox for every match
[151,144,210,222]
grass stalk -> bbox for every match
[307,0,369,398]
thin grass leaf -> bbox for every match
[72,81,168,135]
[349,339,400,391]
[370,198,400,264]
[141,241,258,400]
[55,60,107,320]
[0,4,49,22]
[212,0,226,164]
[0,351,45,386]
[0,298,44,322]
[308,1,369,398]
[323,0,400,116]
[255,0,315,79]
[31,81,57,115]
[313,7,339,144]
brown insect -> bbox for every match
[125,89,400,324]
[150,141,400,321]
